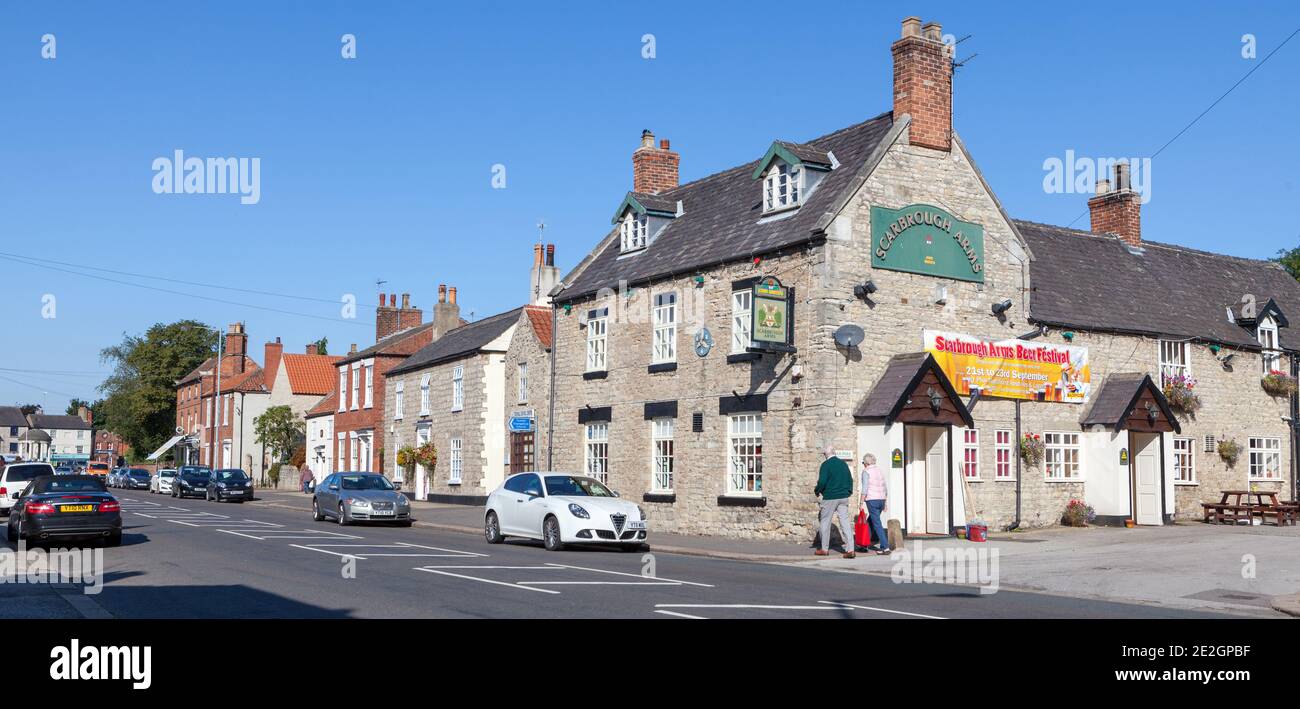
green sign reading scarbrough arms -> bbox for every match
[870,204,985,283]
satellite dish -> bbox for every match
[833,324,865,349]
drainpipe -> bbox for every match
[1292,352,1299,503]
[1007,400,1022,531]
[546,304,558,470]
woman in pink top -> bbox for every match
[861,454,890,554]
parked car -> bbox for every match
[172,469,211,499]
[205,469,253,503]
[150,469,177,494]
[0,462,56,516]
[484,472,648,552]
[6,475,122,546]
[311,473,411,526]
[121,469,151,491]
[54,465,75,476]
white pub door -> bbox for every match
[1132,433,1162,525]
[908,426,949,535]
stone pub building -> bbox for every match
[547,17,1300,540]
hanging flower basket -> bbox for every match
[1162,374,1201,414]
[1062,499,1095,527]
[1261,370,1298,397]
[1019,433,1044,467]
[395,445,417,473]
[413,442,438,471]
[1218,439,1241,467]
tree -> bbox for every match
[17,404,41,416]
[65,399,90,416]
[311,337,329,355]
[1274,243,1300,281]
[98,320,217,458]
[253,405,305,463]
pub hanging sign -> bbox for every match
[751,276,794,351]
[871,204,985,283]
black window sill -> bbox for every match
[726,352,761,364]
[717,495,767,507]
[647,362,677,374]
[642,493,676,504]
[582,370,609,380]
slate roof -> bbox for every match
[776,140,832,167]
[0,406,27,428]
[387,308,523,377]
[336,322,435,366]
[1081,372,1178,431]
[305,392,337,419]
[524,306,553,350]
[1018,220,1300,350]
[28,414,91,430]
[280,353,343,396]
[558,112,896,301]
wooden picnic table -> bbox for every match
[1203,490,1296,526]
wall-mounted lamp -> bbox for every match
[693,275,705,288]
[1208,343,1221,354]
[991,299,1013,317]
[1062,331,1075,342]
[853,280,878,301]
[927,386,943,414]
[563,303,572,315]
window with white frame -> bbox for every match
[350,363,361,410]
[586,309,608,372]
[419,374,430,415]
[391,431,403,481]
[731,290,752,353]
[652,293,676,364]
[338,368,347,411]
[451,366,464,411]
[517,363,528,403]
[994,429,1014,480]
[394,380,404,419]
[1158,340,1190,387]
[651,418,674,492]
[1258,317,1281,373]
[336,432,346,471]
[762,163,801,212]
[585,423,609,483]
[349,432,359,471]
[961,429,980,480]
[619,212,648,252]
[1248,437,1281,481]
[1043,431,1082,480]
[727,413,763,495]
[449,438,463,484]
[1173,437,1195,484]
[364,363,374,409]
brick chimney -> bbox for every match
[264,337,283,390]
[77,405,91,425]
[432,283,462,338]
[305,343,318,355]
[1089,162,1142,247]
[375,290,424,341]
[225,323,248,375]
[892,17,953,152]
[633,130,680,195]
[529,243,560,306]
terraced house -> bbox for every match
[547,16,1300,541]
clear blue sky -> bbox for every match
[2,1,1298,411]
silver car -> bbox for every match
[312,472,412,526]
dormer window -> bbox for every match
[620,213,648,252]
[763,163,801,212]
[1258,316,1280,372]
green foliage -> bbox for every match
[97,320,217,458]
[1274,243,1300,281]
[311,337,329,355]
[268,463,282,486]
[18,404,41,416]
[254,405,305,463]
[65,398,90,416]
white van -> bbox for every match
[0,462,57,515]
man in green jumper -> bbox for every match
[814,444,856,558]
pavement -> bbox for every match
[7,488,1235,619]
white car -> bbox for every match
[0,462,56,515]
[484,472,648,551]
[150,469,178,494]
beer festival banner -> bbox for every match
[923,330,1092,404]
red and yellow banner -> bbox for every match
[924,330,1091,404]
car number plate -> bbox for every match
[627,520,646,530]
[60,505,93,513]
[371,509,395,516]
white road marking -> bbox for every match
[817,600,945,619]
[544,563,714,587]
[413,567,560,594]
[289,542,484,560]
[218,529,364,541]
[655,604,837,611]
[655,610,706,619]
[521,581,684,586]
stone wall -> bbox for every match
[502,310,552,470]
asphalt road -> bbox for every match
[60,490,1227,619]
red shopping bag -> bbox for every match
[854,508,875,549]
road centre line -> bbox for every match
[817,600,946,620]
[544,563,714,587]
[520,581,685,586]
[655,610,706,619]
[412,567,561,594]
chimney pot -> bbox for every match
[660,138,670,150]
[1096,178,1111,195]
[922,21,943,41]
[901,16,922,38]
[401,293,410,309]
[1114,161,1131,191]
[641,129,655,148]
[546,243,555,267]
[449,287,458,305]
[534,243,543,266]
[349,343,357,354]
[438,284,447,303]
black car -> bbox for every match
[172,469,210,499]
[206,469,253,503]
[122,468,152,490]
[6,475,121,546]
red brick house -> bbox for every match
[174,323,259,467]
